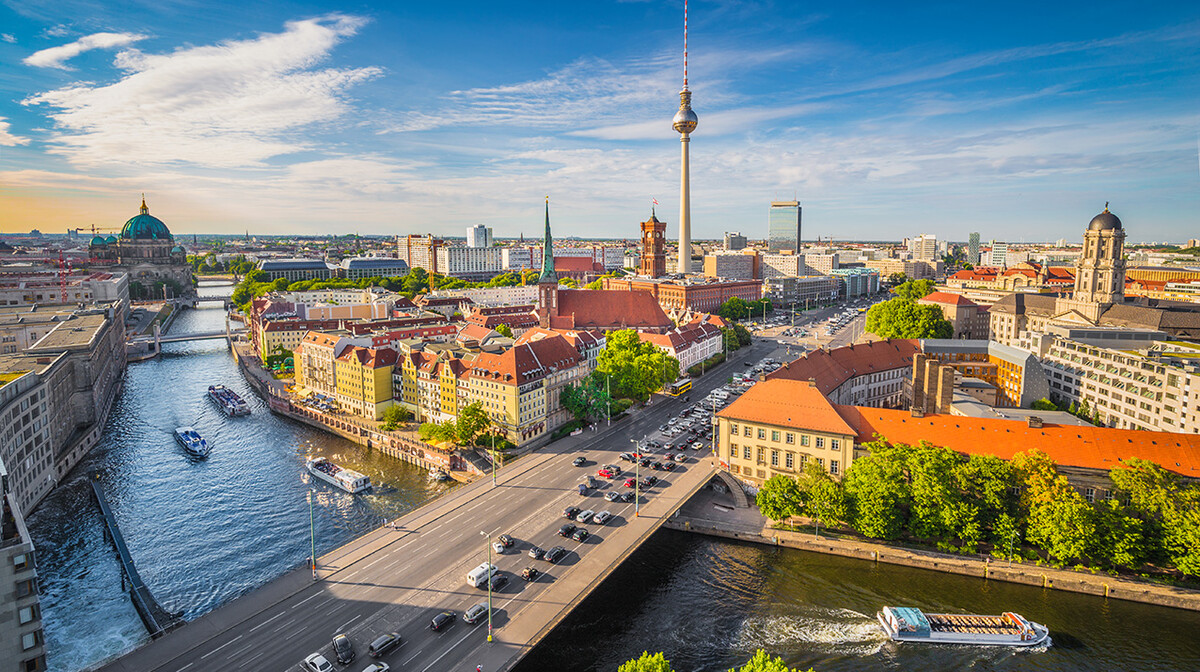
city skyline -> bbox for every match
[1,1,1198,241]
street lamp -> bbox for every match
[630,438,640,517]
[491,429,498,487]
[308,491,317,580]
[480,530,494,642]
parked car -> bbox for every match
[559,523,577,537]
[522,566,540,581]
[492,540,506,554]
[563,506,581,519]
[673,453,688,463]
[362,664,390,672]
[488,573,508,591]
[546,546,567,563]
[528,545,545,560]
[593,511,613,525]
[576,510,595,524]
[464,602,490,624]
[604,491,622,502]
[332,633,354,665]
[623,478,636,488]
[497,534,514,548]
[430,611,456,632]
[597,467,615,478]
[572,528,590,542]
[367,633,401,658]
[303,653,333,672]
[577,483,589,496]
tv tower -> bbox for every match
[672,0,698,274]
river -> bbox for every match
[27,283,1200,672]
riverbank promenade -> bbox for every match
[95,340,772,672]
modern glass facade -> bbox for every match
[768,201,801,253]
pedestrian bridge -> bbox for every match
[129,328,246,345]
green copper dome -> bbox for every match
[121,196,172,241]
[90,235,108,246]
[105,235,118,244]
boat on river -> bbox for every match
[306,457,372,494]
[208,385,250,416]
[174,427,210,457]
[877,606,1050,647]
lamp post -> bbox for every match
[308,491,317,580]
[630,438,640,517]
[491,429,497,487]
[480,530,494,642]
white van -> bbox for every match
[466,562,498,588]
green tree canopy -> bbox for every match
[891,279,936,301]
[494,323,514,338]
[865,297,953,339]
[618,652,675,672]
[380,404,411,431]
[728,650,815,672]
[594,329,680,402]
[843,442,910,540]
[454,402,491,446]
[796,462,847,528]
[756,475,804,522]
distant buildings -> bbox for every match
[917,291,989,340]
[767,201,801,253]
[724,231,747,251]
[338,257,409,280]
[987,240,1009,267]
[968,232,981,266]
[257,259,335,282]
[436,246,504,281]
[602,276,761,318]
[764,275,840,307]
[466,224,493,249]
[910,234,938,261]
[702,251,755,280]
[397,234,445,274]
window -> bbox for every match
[816,457,825,469]
[785,452,794,468]
[13,552,30,571]
[757,447,765,464]
[800,435,810,446]
[730,442,738,457]
[743,446,751,459]
[815,437,825,448]
[830,460,839,475]
[771,430,780,442]
[743,426,751,437]
[771,450,779,466]
[21,630,41,651]
[801,454,808,466]
[730,423,738,435]
[757,428,766,440]
[785,432,795,444]
[731,464,740,474]
[831,439,840,451]
[1085,487,1095,503]
[15,578,36,598]
[22,655,45,672]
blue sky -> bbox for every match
[1,1,1198,243]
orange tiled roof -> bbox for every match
[920,291,978,307]
[336,345,397,369]
[950,267,999,281]
[833,405,1200,478]
[766,339,920,396]
[716,379,857,436]
[543,289,673,331]
[471,334,581,385]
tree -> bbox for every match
[618,652,675,672]
[492,323,513,338]
[1014,450,1094,564]
[728,650,814,672]
[756,475,804,522]
[594,329,680,402]
[558,277,578,288]
[1093,498,1147,569]
[796,462,847,528]
[906,444,961,540]
[718,296,750,321]
[1163,488,1200,577]
[891,279,936,301]
[1030,398,1058,411]
[865,297,953,339]
[418,421,456,443]
[455,402,490,446]
[843,443,910,540]
[887,272,909,285]
[585,278,604,290]
[379,405,411,431]
[952,454,1017,544]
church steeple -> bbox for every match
[538,196,557,284]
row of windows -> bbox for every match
[729,444,841,475]
[728,425,840,450]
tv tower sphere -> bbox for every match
[673,91,698,134]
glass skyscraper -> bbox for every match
[768,201,801,253]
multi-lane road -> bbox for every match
[99,339,777,672]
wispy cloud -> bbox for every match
[0,117,30,146]
[1,33,16,43]
[23,15,379,168]
[24,31,146,69]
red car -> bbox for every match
[598,468,615,478]
[623,478,637,488]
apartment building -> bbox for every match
[336,257,409,280]
[702,251,755,280]
[760,253,804,279]
[829,268,880,298]
[436,246,504,281]
[333,346,397,420]
[468,336,587,444]
[717,379,857,485]
[764,276,840,307]
[767,339,919,408]
[917,291,990,339]
[397,234,445,274]
[256,259,336,282]
[638,320,723,372]
[0,459,44,672]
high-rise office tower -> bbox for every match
[724,231,747,251]
[910,233,938,261]
[767,201,801,253]
[968,232,980,265]
[672,1,698,273]
[466,224,492,248]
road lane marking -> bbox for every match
[419,626,481,672]
[291,592,322,609]
[248,610,287,632]
[335,614,362,633]
[199,634,242,659]
[403,649,424,665]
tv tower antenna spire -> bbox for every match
[672,0,698,274]
[683,0,689,90]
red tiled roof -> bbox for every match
[766,339,920,395]
[456,323,498,343]
[919,291,978,307]
[335,345,397,369]
[833,405,1200,479]
[717,379,857,436]
[471,334,582,385]
[542,289,672,331]
[950,267,999,281]
[554,256,602,273]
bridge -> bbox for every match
[91,478,185,639]
[96,341,771,672]
[129,327,247,345]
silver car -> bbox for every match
[463,602,490,624]
[593,511,613,525]
[576,509,595,524]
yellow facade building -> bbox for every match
[333,346,396,420]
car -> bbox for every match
[593,511,613,525]
[303,653,333,672]
[623,478,636,488]
[559,523,577,537]
[332,633,354,665]
[664,452,675,461]
[582,475,599,488]
[577,483,589,496]
[522,566,540,581]
[658,424,668,432]
[492,541,506,554]
[572,528,590,542]
[639,457,652,467]
[621,492,635,503]
[606,464,622,475]
[651,461,664,470]
[619,452,635,462]
[663,461,677,471]
[604,491,621,502]
[528,545,545,560]
[576,510,595,523]
[563,506,581,519]
[430,611,456,632]
[368,633,401,658]
[673,453,688,463]
[597,468,614,479]
[361,664,390,672]
[464,602,490,624]
[488,573,508,591]
[546,545,567,563]
[642,476,658,487]
[497,534,514,548]
[572,456,586,466]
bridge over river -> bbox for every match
[96,341,767,672]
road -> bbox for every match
[98,340,779,672]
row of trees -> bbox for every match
[417,402,492,446]
[186,253,257,276]
[620,650,812,672]
[755,442,1200,576]
[560,330,681,423]
[864,278,953,339]
[717,296,774,322]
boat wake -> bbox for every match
[733,609,890,656]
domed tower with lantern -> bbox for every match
[88,195,193,299]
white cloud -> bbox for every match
[1,34,16,43]
[0,117,30,146]
[23,15,380,168]
[24,31,147,69]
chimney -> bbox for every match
[911,353,927,411]
[1027,416,1043,428]
[936,365,954,414]
[910,406,925,418]
[923,360,940,413]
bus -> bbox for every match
[666,379,693,397]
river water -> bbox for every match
[27,283,1200,672]
[28,283,455,672]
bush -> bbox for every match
[550,420,585,441]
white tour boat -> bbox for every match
[878,606,1050,647]
[208,385,250,416]
[306,457,372,494]
[174,427,210,457]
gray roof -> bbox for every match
[257,259,335,271]
[339,257,409,271]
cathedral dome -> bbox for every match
[105,235,118,244]
[90,235,107,247]
[1088,206,1122,231]
[121,197,173,240]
